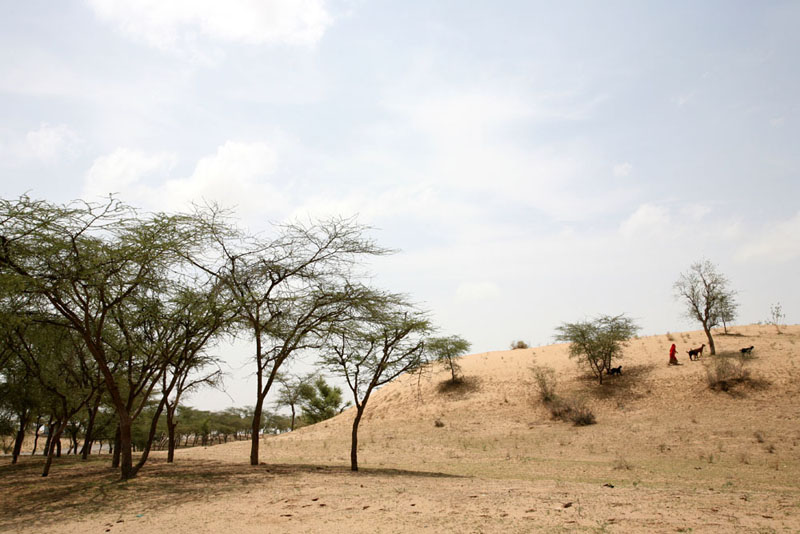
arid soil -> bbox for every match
[2,324,799,533]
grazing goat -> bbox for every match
[740,346,754,355]
[607,365,622,376]
[687,344,705,361]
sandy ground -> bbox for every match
[2,324,799,533]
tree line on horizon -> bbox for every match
[0,195,470,478]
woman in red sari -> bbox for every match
[669,343,679,365]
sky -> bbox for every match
[1,1,798,411]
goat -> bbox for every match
[687,344,705,361]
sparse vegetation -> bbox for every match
[674,260,737,355]
[529,366,595,425]
[510,340,529,350]
[427,335,472,385]
[769,302,785,333]
[705,351,753,391]
[555,314,639,384]
[531,365,558,403]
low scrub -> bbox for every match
[531,365,558,403]
[547,396,596,426]
[530,365,596,425]
[705,351,756,391]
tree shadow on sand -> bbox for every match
[0,456,460,530]
[577,362,658,403]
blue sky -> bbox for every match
[2,1,798,409]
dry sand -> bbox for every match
[2,324,799,533]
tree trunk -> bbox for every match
[81,396,102,460]
[167,421,177,463]
[350,407,365,472]
[112,425,121,468]
[703,324,716,355]
[250,397,264,466]
[130,397,167,477]
[42,420,69,477]
[42,418,55,456]
[11,409,30,465]
[31,417,42,455]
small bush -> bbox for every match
[613,456,632,470]
[510,340,529,350]
[434,419,445,428]
[546,395,596,426]
[705,352,751,391]
[531,365,558,403]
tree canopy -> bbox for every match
[555,314,638,384]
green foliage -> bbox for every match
[320,290,433,471]
[531,365,558,403]
[426,335,471,384]
[510,340,529,350]
[298,376,349,425]
[554,314,638,384]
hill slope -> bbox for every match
[6,324,799,533]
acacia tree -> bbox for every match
[320,293,432,471]
[9,322,102,476]
[298,376,350,425]
[674,260,737,355]
[426,335,472,384]
[131,284,229,464]
[191,208,388,466]
[275,373,314,431]
[0,196,201,479]
[555,314,638,384]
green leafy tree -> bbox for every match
[0,195,201,479]
[426,335,471,384]
[555,314,638,384]
[674,260,736,355]
[299,376,350,425]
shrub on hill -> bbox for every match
[510,340,529,350]
[705,351,756,391]
[530,365,595,426]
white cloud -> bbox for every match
[85,148,177,199]
[83,141,284,217]
[455,281,501,302]
[87,0,333,50]
[24,124,82,162]
[0,123,83,165]
[161,141,281,214]
[736,212,800,263]
[619,203,669,238]
[613,162,633,177]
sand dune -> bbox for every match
[3,324,799,533]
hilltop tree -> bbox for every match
[321,292,433,471]
[426,335,471,384]
[674,260,737,355]
[555,314,638,384]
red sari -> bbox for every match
[669,343,678,365]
